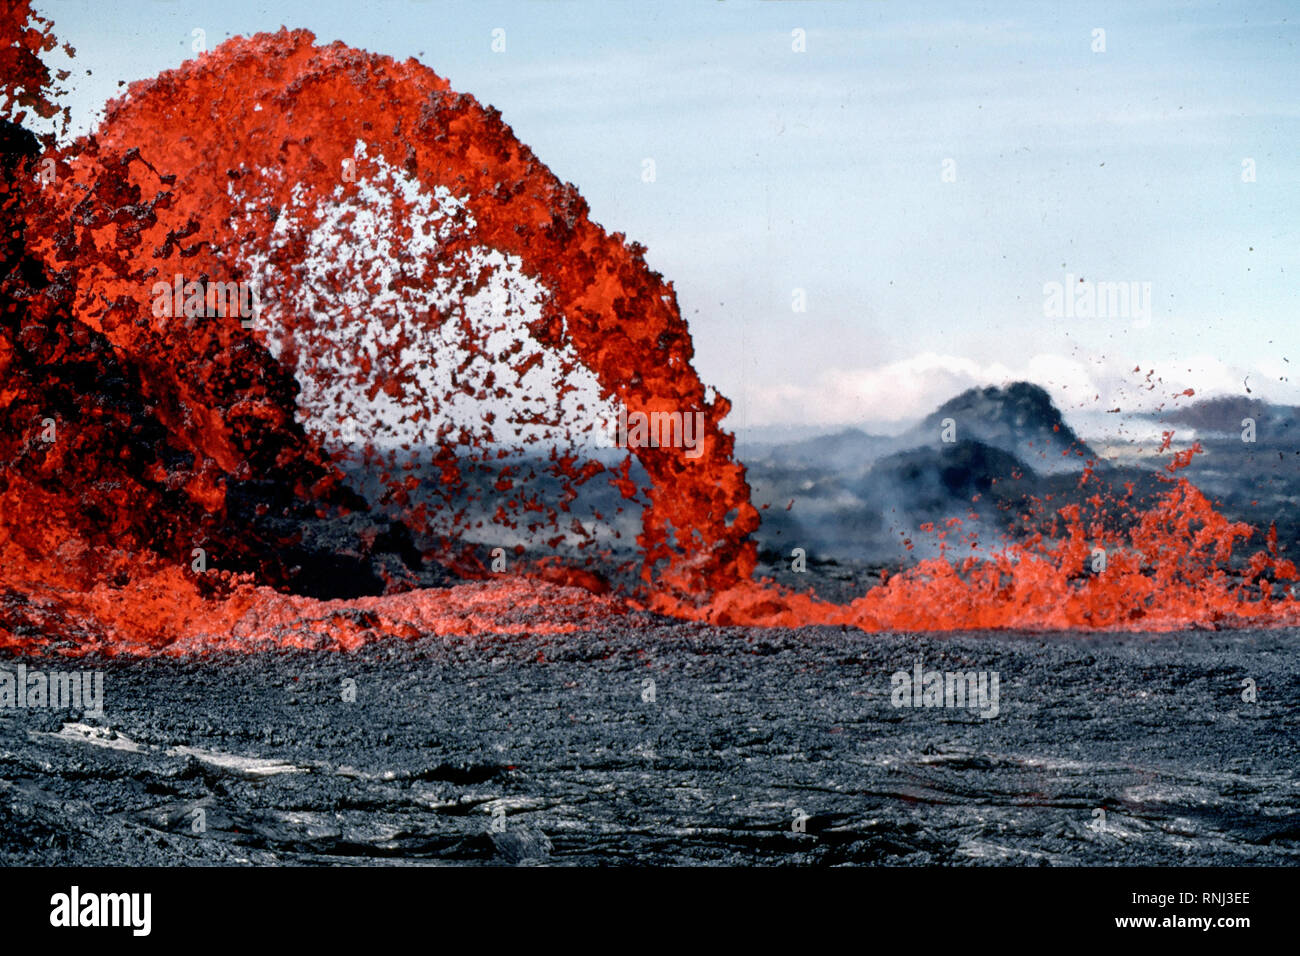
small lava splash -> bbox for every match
[0,5,1296,654]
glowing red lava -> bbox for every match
[1,7,1296,653]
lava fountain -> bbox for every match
[1,7,1296,654]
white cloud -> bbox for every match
[740,351,1291,431]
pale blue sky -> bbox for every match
[34,0,1300,432]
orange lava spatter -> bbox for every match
[1,15,1297,654]
[669,473,1300,632]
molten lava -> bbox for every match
[1,5,1296,654]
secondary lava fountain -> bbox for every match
[1,7,1296,653]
